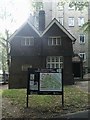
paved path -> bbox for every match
[75,81,90,93]
[0,83,8,90]
[83,73,90,80]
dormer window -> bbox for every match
[48,36,61,46]
[21,37,34,46]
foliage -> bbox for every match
[0,0,14,72]
[69,0,89,11]
[57,0,89,10]
[80,20,90,33]
[32,0,43,12]
[0,30,10,71]
[57,0,90,32]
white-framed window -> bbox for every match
[79,34,85,44]
[78,17,84,27]
[46,56,63,68]
[21,37,34,46]
[22,64,32,71]
[58,17,63,25]
[79,53,86,61]
[68,17,74,27]
[48,36,61,46]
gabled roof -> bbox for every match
[9,18,76,42]
[9,20,41,41]
[41,18,76,42]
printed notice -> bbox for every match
[40,73,62,91]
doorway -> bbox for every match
[73,62,81,77]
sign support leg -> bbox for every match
[26,91,28,108]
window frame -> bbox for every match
[48,36,61,46]
[78,17,84,27]
[79,34,85,44]
[68,17,74,27]
[46,56,63,69]
[21,37,34,46]
[79,52,86,61]
[22,64,32,71]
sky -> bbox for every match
[0,0,32,34]
[0,0,89,34]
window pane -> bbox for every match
[51,57,55,62]
[60,57,63,62]
[56,57,59,62]
[52,64,55,68]
[68,17,74,26]
[46,56,63,69]
[60,63,63,68]
[80,35,85,43]
[53,38,56,45]
[47,57,50,62]
[56,64,59,68]
[22,37,34,46]
[79,53,86,61]
[78,17,84,26]
[25,38,29,45]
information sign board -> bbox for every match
[40,72,62,91]
[27,68,64,107]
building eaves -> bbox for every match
[9,22,28,41]
[27,21,41,37]
[9,18,76,42]
[9,20,41,42]
[41,18,76,42]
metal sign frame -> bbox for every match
[26,68,64,107]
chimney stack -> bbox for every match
[39,10,45,32]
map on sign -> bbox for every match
[40,73,62,91]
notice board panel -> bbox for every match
[27,68,64,107]
[40,72,62,91]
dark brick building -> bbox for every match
[9,11,76,88]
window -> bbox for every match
[79,53,86,61]
[22,64,32,71]
[78,17,84,27]
[58,17,63,25]
[68,17,74,27]
[79,35,85,44]
[46,56,63,68]
[21,37,34,46]
[48,37,61,46]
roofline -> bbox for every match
[9,21,41,42]
[9,18,76,42]
[41,18,76,41]
[9,22,28,41]
[27,21,41,37]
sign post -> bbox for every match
[26,68,64,108]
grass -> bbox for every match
[1,85,89,114]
